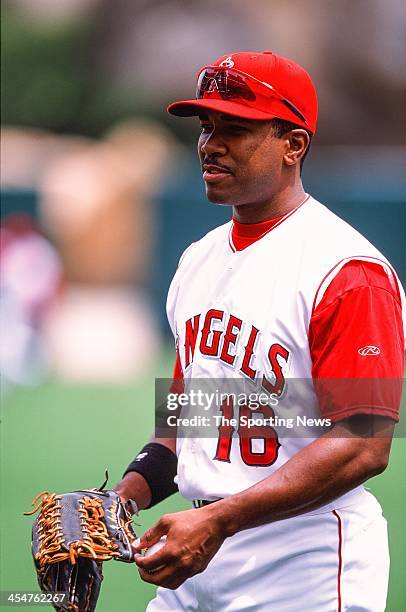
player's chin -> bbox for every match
[205,184,235,205]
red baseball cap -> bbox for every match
[167,51,318,133]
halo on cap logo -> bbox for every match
[358,345,380,356]
[219,56,234,68]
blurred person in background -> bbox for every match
[0,214,62,390]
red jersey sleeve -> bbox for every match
[309,260,404,422]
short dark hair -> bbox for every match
[270,118,312,173]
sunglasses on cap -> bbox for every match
[196,66,308,127]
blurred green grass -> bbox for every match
[1,353,405,611]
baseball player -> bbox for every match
[115,51,405,611]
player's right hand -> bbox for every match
[133,506,227,590]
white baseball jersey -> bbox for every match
[166,196,405,504]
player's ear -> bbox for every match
[283,129,310,168]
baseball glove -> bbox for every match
[24,479,137,612]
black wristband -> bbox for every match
[124,443,178,508]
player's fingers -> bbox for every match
[131,537,142,552]
[134,547,171,571]
[137,566,188,590]
[135,519,168,550]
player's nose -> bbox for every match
[199,130,228,158]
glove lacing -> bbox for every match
[24,492,124,567]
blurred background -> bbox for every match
[1,1,405,610]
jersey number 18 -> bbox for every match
[214,398,280,466]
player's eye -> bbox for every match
[228,124,247,132]
[199,124,212,133]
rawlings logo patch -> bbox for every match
[358,345,381,356]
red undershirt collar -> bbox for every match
[230,195,310,252]
[231,215,284,251]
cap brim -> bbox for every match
[167,98,279,121]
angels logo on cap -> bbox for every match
[219,56,235,68]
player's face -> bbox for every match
[198,111,286,208]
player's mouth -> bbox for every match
[202,164,233,184]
